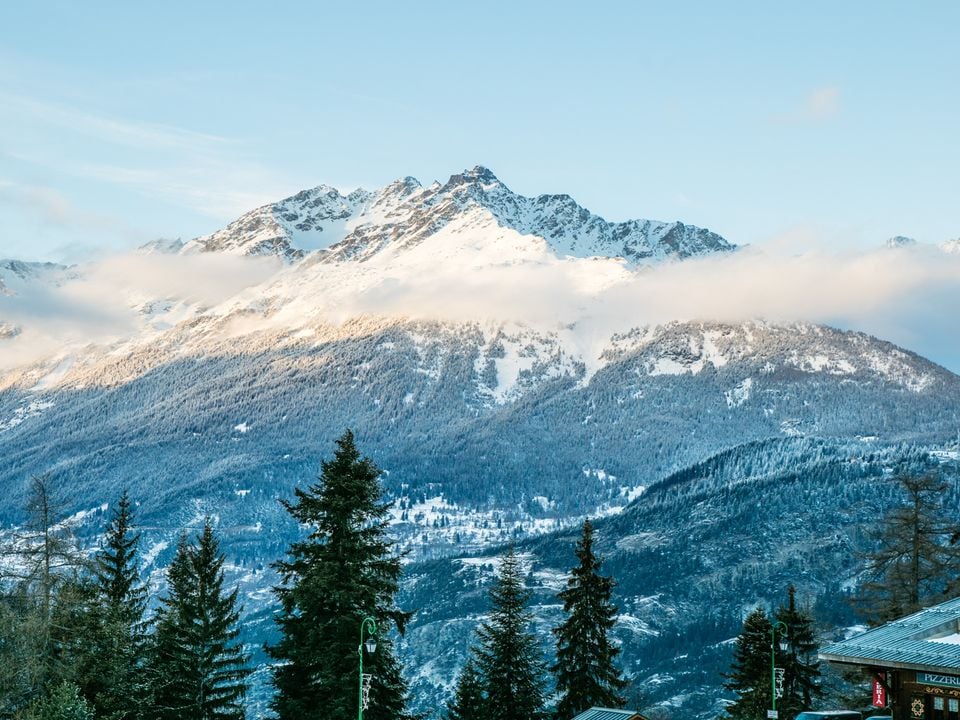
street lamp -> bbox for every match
[358,616,377,720]
[771,620,789,718]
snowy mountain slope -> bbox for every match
[178,166,734,265]
[2,166,960,718]
[399,439,960,720]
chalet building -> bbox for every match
[570,708,649,720]
[820,598,960,720]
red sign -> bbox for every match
[873,673,887,708]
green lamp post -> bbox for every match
[358,616,378,720]
[771,620,789,717]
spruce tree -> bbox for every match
[268,430,412,720]
[77,491,148,719]
[28,681,93,720]
[724,607,773,720]
[552,519,627,719]
[148,521,249,720]
[446,657,486,720]
[474,545,548,720]
[775,585,821,715]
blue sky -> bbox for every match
[1,1,958,262]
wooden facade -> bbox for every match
[820,599,960,720]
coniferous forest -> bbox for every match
[2,431,959,720]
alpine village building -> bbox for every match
[820,598,960,720]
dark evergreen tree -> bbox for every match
[858,472,960,623]
[446,657,485,720]
[268,430,412,720]
[474,545,548,720]
[148,521,249,720]
[775,585,821,715]
[724,607,773,720]
[552,519,627,719]
[69,491,149,719]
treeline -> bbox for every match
[0,431,632,720]
[0,481,249,720]
[3,430,959,720]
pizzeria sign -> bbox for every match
[918,673,960,688]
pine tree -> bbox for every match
[775,585,821,715]
[149,534,195,719]
[552,519,627,719]
[148,521,249,720]
[474,545,548,720]
[724,607,773,720]
[446,657,485,720]
[72,491,148,719]
[268,430,412,720]
[27,681,93,720]
[858,472,960,623]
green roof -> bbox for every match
[820,597,960,672]
[571,709,644,720]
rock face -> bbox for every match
[179,166,734,265]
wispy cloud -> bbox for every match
[1,92,230,151]
[0,91,297,221]
[772,86,842,124]
[0,181,147,242]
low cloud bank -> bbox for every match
[2,243,959,376]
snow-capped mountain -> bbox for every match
[180,166,733,265]
[2,166,960,719]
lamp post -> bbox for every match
[771,620,789,718]
[358,616,377,720]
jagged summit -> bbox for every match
[179,167,735,266]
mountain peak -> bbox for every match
[180,166,733,265]
[443,165,502,190]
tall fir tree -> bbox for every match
[775,585,821,715]
[268,430,412,720]
[148,521,249,720]
[74,491,149,719]
[552,519,627,719]
[724,606,774,720]
[474,545,548,720]
[446,657,486,720]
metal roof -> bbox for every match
[571,709,645,720]
[820,598,960,672]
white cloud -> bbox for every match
[0,251,281,371]
[2,242,960,377]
